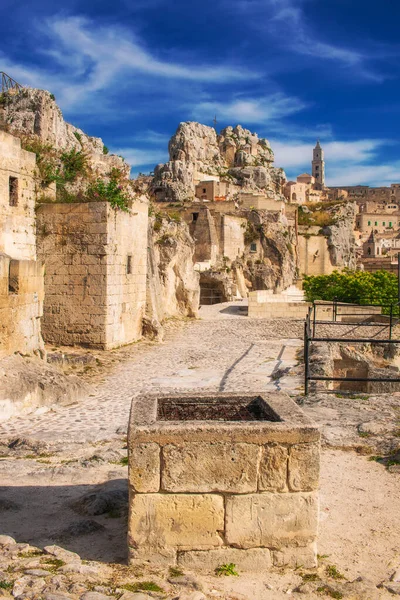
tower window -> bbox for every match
[192,212,199,222]
[203,188,206,193]
[127,255,132,275]
[9,177,18,206]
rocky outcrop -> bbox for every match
[1,88,129,181]
[0,354,90,422]
[145,216,200,335]
[322,202,357,268]
[241,211,297,292]
[152,122,286,202]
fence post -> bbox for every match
[304,320,309,396]
[390,304,393,340]
[312,303,316,337]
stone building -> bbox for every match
[195,180,228,202]
[312,140,325,188]
[0,130,45,357]
[355,201,400,235]
[36,199,148,349]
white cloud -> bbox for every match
[111,147,168,169]
[192,94,308,124]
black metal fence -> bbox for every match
[304,300,400,395]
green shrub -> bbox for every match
[73,131,82,143]
[303,269,398,310]
[86,179,130,211]
[60,148,87,182]
[49,93,55,101]
[103,145,109,155]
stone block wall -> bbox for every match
[0,130,38,260]
[37,199,148,349]
[0,254,44,357]
[248,292,311,319]
[128,393,320,572]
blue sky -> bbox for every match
[1,0,400,186]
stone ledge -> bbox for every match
[177,547,272,572]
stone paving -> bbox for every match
[0,302,305,443]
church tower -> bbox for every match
[312,140,325,189]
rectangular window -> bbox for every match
[203,188,206,193]
[9,177,18,206]
[368,220,371,226]
[375,221,378,226]
[389,222,392,227]
[127,255,132,275]
[383,222,386,226]
[192,212,199,222]
[250,242,257,253]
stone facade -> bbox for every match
[128,392,320,571]
[37,200,148,349]
[0,131,45,357]
[297,229,336,277]
[0,130,37,261]
[0,254,44,357]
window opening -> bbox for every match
[9,177,18,206]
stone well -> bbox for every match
[128,392,320,572]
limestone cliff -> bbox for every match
[145,215,200,337]
[152,122,286,202]
[1,88,129,186]
[322,202,357,269]
[240,211,297,292]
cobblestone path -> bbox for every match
[0,303,304,443]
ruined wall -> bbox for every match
[0,255,44,357]
[0,131,37,260]
[37,200,148,349]
[298,232,335,277]
[221,214,246,260]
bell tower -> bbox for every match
[312,140,325,189]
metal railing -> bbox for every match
[304,300,400,395]
[1,72,23,94]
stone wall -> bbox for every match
[298,232,335,277]
[0,254,44,357]
[128,392,320,572]
[248,291,311,319]
[221,214,246,260]
[37,200,148,349]
[0,130,37,260]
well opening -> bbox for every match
[157,395,282,422]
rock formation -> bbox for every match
[323,201,357,269]
[240,210,297,292]
[2,88,128,181]
[152,122,286,202]
[145,215,200,337]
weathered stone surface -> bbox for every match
[80,592,114,600]
[71,481,128,515]
[258,444,288,492]
[118,594,153,600]
[128,546,177,566]
[0,535,16,546]
[44,545,80,562]
[272,542,317,569]
[161,442,259,493]
[129,443,160,493]
[225,492,318,548]
[177,547,272,572]
[167,574,202,590]
[288,443,320,492]
[128,493,224,551]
